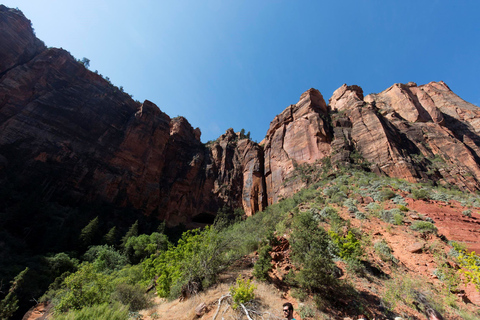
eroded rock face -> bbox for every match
[0,7,264,226]
[264,88,332,204]
[2,5,480,227]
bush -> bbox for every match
[53,302,128,320]
[253,244,272,281]
[374,240,396,263]
[124,232,169,264]
[379,209,404,225]
[142,226,232,298]
[410,221,437,235]
[462,210,472,217]
[229,276,256,310]
[457,251,480,290]
[411,188,431,200]
[290,211,337,291]
[298,303,316,318]
[111,283,152,311]
[46,253,79,278]
[54,263,115,312]
[380,188,396,201]
[328,231,362,260]
[0,267,28,320]
[84,245,128,273]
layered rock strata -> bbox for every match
[2,6,480,226]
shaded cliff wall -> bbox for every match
[2,5,480,226]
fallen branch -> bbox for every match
[240,303,254,320]
[212,294,231,320]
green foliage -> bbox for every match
[46,253,79,278]
[80,57,90,68]
[374,240,396,263]
[328,231,362,260]
[379,209,404,225]
[80,216,100,246]
[383,274,436,312]
[253,244,272,281]
[124,232,169,264]
[365,202,381,215]
[54,263,115,312]
[457,250,480,290]
[411,188,431,200]
[462,209,472,217]
[229,276,256,310]
[84,245,128,273]
[111,283,152,311]
[290,211,337,291]
[410,221,438,235]
[398,205,409,212]
[0,267,28,320]
[53,302,129,320]
[121,220,139,247]
[298,303,316,318]
[104,226,117,246]
[379,188,396,201]
[142,226,231,298]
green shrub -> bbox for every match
[410,221,437,235]
[46,253,79,278]
[457,251,480,290]
[393,213,404,225]
[291,288,308,302]
[111,283,152,311]
[229,276,256,310]
[84,245,128,273]
[0,267,28,320]
[379,209,404,225]
[346,258,366,276]
[398,205,409,212]
[142,226,232,298]
[298,303,316,318]
[365,202,381,215]
[54,263,115,312]
[462,210,472,217]
[380,188,396,201]
[290,211,337,291]
[411,188,431,200]
[253,244,272,281]
[53,302,129,320]
[374,240,396,263]
[124,232,169,264]
[328,231,362,260]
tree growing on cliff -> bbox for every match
[80,217,100,247]
[121,220,139,248]
[104,226,117,246]
[80,57,90,68]
[0,267,28,320]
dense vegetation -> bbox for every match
[2,166,480,319]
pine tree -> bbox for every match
[0,267,28,320]
[79,217,100,246]
[104,226,117,246]
[121,220,139,248]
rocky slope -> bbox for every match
[1,5,480,228]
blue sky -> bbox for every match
[5,1,480,142]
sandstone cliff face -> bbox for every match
[2,6,480,226]
[261,81,480,202]
[263,88,332,204]
[0,6,263,226]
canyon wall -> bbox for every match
[1,6,480,226]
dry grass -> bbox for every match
[139,279,289,320]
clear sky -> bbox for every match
[4,1,480,142]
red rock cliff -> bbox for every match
[2,6,480,225]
